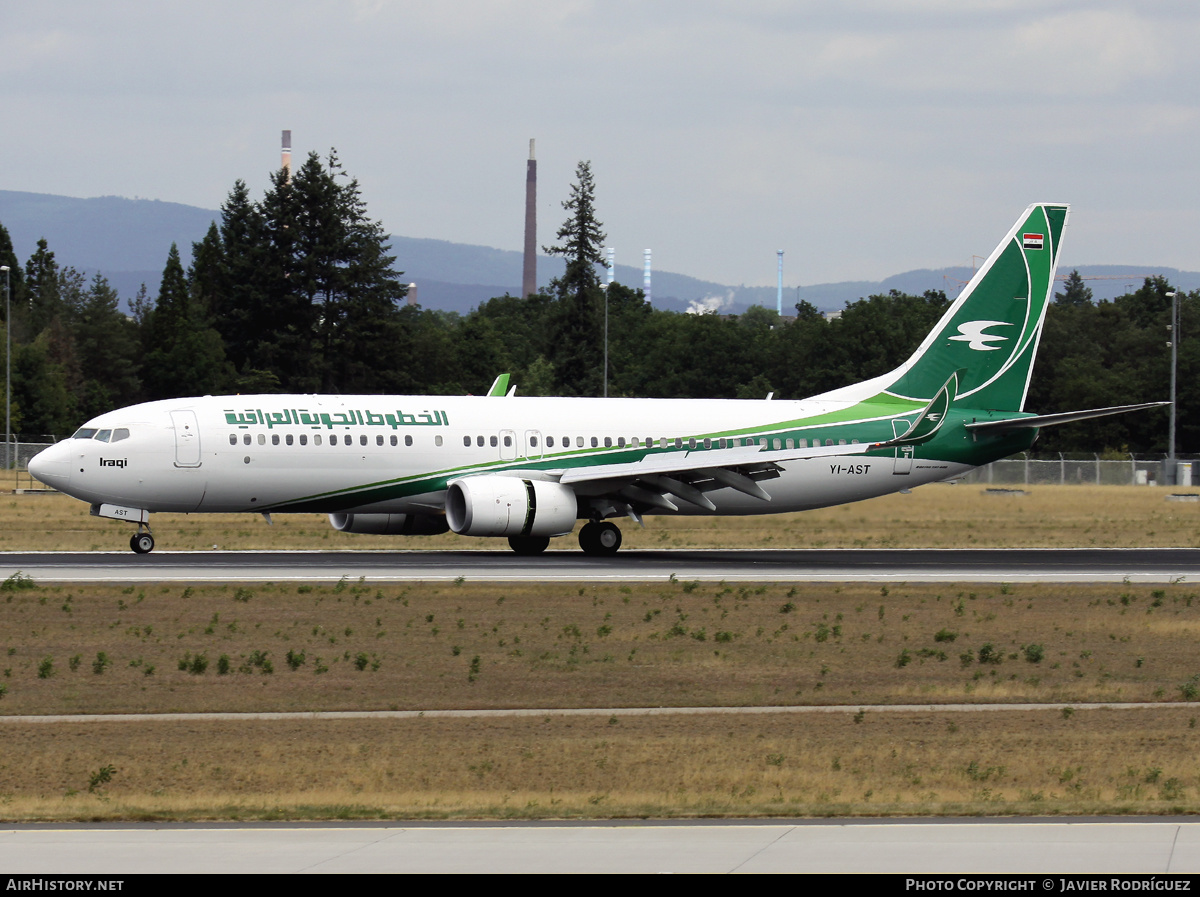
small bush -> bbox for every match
[934,629,957,643]
[1023,644,1045,664]
[1,572,35,593]
[179,652,208,675]
[87,765,116,793]
[92,652,111,675]
[978,643,1002,665]
[1180,675,1200,701]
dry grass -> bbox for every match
[3,485,1200,820]
[2,709,1198,820]
[2,580,1200,715]
[3,484,1200,552]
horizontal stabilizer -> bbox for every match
[963,402,1168,433]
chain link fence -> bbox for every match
[958,453,1200,487]
[2,436,60,492]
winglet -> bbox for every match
[486,374,511,397]
[873,370,961,449]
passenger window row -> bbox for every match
[225,431,859,451]
[227,433,415,447]
[455,434,858,450]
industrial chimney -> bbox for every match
[643,249,652,304]
[522,139,537,298]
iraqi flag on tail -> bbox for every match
[1022,232,1044,250]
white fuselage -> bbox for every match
[29,393,970,521]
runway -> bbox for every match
[1,819,1198,873]
[1,547,1198,583]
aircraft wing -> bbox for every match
[550,373,959,516]
[554,440,873,512]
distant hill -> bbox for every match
[2,190,1197,314]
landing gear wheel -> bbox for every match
[508,535,550,556]
[130,532,155,555]
[579,521,621,556]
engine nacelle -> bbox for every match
[328,513,450,536]
[445,475,578,538]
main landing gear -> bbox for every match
[578,521,621,556]
[129,527,155,555]
[505,522,624,556]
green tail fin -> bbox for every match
[881,203,1068,411]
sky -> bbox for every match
[3,1,1200,287]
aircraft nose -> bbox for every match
[28,444,71,491]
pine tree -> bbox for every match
[303,151,407,392]
[22,238,62,338]
[239,151,407,392]
[0,223,24,311]
[216,180,267,375]
[1055,270,1093,307]
[73,274,141,418]
[544,161,607,396]
[141,244,231,400]
[545,160,606,303]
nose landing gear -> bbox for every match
[130,527,155,554]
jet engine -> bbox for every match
[328,513,449,536]
[445,476,578,538]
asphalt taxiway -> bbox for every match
[0,547,1198,583]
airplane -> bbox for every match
[28,202,1163,556]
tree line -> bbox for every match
[0,156,1191,454]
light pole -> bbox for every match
[600,282,609,399]
[1,265,9,472]
[603,252,615,399]
[1166,290,1181,484]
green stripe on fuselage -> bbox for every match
[260,399,1031,514]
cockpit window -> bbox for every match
[72,427,130,443]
